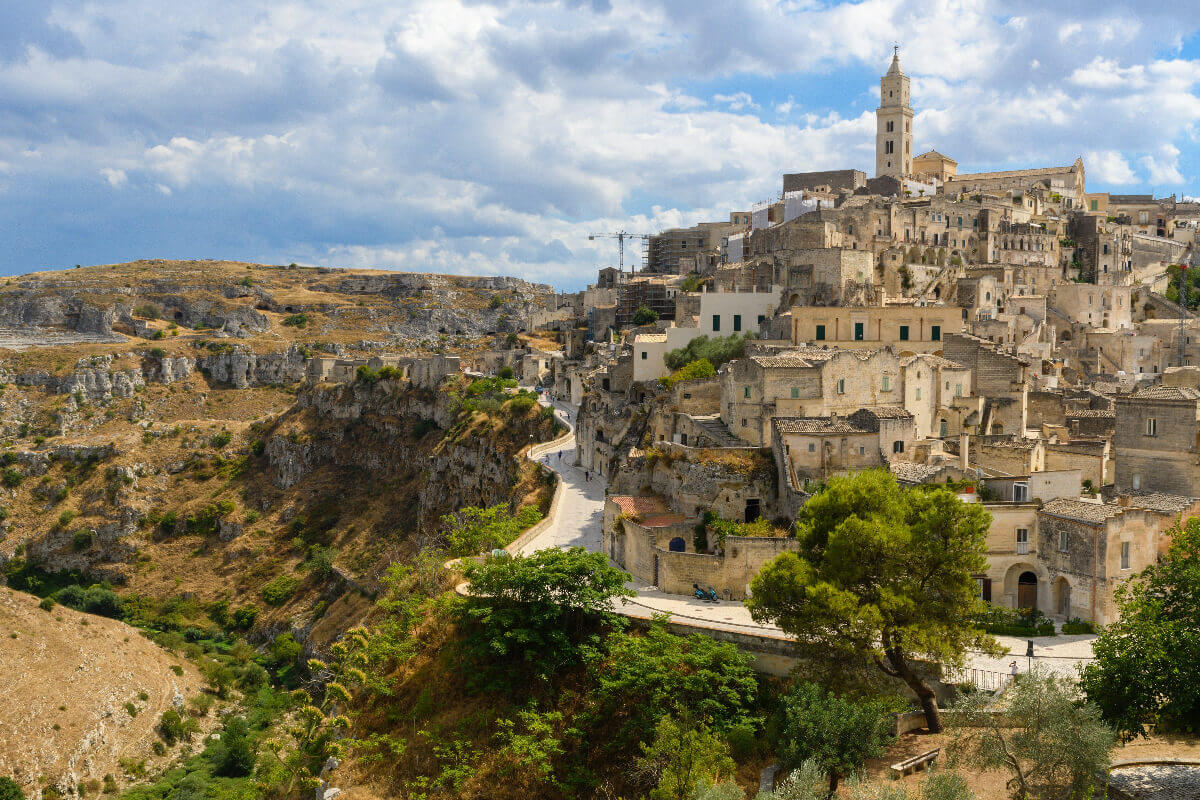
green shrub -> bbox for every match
[664,332,753,371]
[148,347,166,359]
[71,530,92,551]
[505,394,537,414]
[1,468,22,488]
[356,365,379,384]
[151,329,165,340]
[133,303,160,320]
[378,365,403,380]
[632,305,659,326]
[232,606,259,630]
[498,365,515,380]
[282,313,308,328]
[261,575,299,606]
[659,358,716,389]
[58,509,78,529]
[238,275,254,287]
[0,777,25,800]
[1062,617,1095,635]
[209,431,232,448]
[39,597,55,612]
[157,709,198,746]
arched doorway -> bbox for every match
[1017,571,1038,611]
[1053,577,1071,617]
[668,537,686,552]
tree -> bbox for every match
[633,305,660,326]
[664,333,754,371]
[638,716,735,800]
[775,682,897,795]
[746,471,999,732]
[0,778,24,800]
[440,504,543,557]
[949,668,1115,800]
[214,715,257,777]
[659,358,716,389]
[590,622,760,751]
[1081,517,1200,738]
[457,547,634,691]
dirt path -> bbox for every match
[0,588,206,794]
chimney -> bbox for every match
[959,433,970,471]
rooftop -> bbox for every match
[774,415,873,435]
[609,495,687,527]
[1119,491,1198,514]
[889,461,944,484]
[634,333,668,343]
[1067,409,1115,418]
[1039,498,1124,524]
[1128,386,1200,402]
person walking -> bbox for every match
[1009,660,1019,683]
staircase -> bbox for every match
[689,414,744,447]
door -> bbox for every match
[745,498,761,523]
[854,322,865,341]
[1017,571,1038,610]
[653,554,659,586]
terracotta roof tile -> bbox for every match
[1039,498,1123,524]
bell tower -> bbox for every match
[876,46,913,180]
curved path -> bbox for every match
[524,397,1095,673]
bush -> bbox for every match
[441,504,543,557]
[71,530,92,551]
[213,715,256,777]
[261,575,299,606]
[498,365,515,380]
[282,313,308,328]
[231,606,259,630]
[133,303,160,320]
[1061,617,1095,635]
[39,597,55,612]
[157,709,198,746]
[659,358,716,389]
[2,468,22,488]
[0,777,24,800]
[632,305,659,326]
[356,365,379,384]
[664,333,753,371]
[505,394,538,414]
[209,431,232,448]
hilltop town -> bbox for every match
[2,50,1199,800]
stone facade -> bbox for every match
[1114,386,1200,495]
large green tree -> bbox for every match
[458,547,633,691]
[776,682,898,795]
[746,470,998,732]
[1081,517,1200,738]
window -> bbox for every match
[854,322,865,341]
[892,440,905,453]
[915,387,921,400]
[743,385,750,399]
[712,314,720,332]
[882,375,891,391]
[886,120,894,132]
[899,325,910,341]
[1090,199,1098,211]
[858,446,865,455]
[790,387,800,399]
[1016,528,1029,555]
[733,314,742,332]
[757,314,765,324]
[836,378,846,394]
[742,419,747,427]
[808,442,815,452]
[930,325,941,341]
[1121,541,1131,570]
[886,140,894,154]
[1059,530,1069,553]
[815,324,826,341]
[1145,418,1157,436]
[939,419,948,437]
[1013,483,1029,502]
[955,383,962,397]
[640,351,647,360]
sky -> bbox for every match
[2,1,1200,290]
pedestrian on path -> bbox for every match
[1009,660,1018,683]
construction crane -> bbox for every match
[588,231,652,276]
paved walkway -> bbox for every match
[523,396,1096,677]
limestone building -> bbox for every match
[876,48,913,179]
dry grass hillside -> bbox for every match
[0,588,207,795]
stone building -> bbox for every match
[944,158,1086,210]
[876,49,913,179]
[790,304,965,353]
[1114,385,1200,495]
[771,408,916,487]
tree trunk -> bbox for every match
[828,771,840,797]
[887,648,943,732]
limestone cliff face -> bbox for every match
[265,380,546,535]
[196,344,307,388]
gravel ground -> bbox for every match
[1108,765,1200,799]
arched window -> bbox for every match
[668,537,685,552]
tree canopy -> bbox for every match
[776,682,898,794]
[1081,517,1200,738]
[633,305,660,325]
[950,668,1115,800]
[440,503,543,557]
[458,547,633,692]
[746,470,998,731]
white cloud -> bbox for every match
[1088,150,1138,184]
[100,167,126,187]
[713,92,760,111]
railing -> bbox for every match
[945,667,1011,692]
[1016,542,1030,555]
